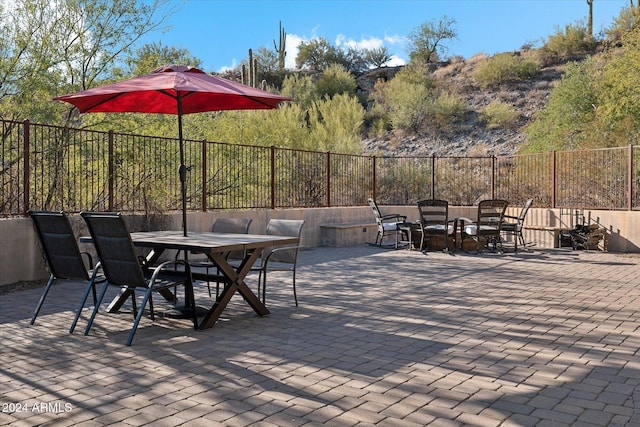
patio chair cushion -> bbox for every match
[464,224,499,236]
[382,222,401,231]
[425,224,455,234]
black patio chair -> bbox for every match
[501,198,533,252]
[186,217,253,299]
[72,212,197,346]
[416,199,457,252]
[368,198,408,249]
[460,200,509,253]
[251,219,305,307]
[28,211,100,325]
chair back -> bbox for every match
[81,212,147,288]
[211,217,253,234]
[28,211,89,281]
[477,200,509,230]
[517,199,534,224]
[212,217,253,260]
[368,198,383,228]
[264,219,305,264]
[417,199,449,229]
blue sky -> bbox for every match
[147,0,631,73]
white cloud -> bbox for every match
[335,34,384,50]
[285,33,306,70]
[386,55,406,66]
[384,33,405,45]
[218,58,238,74]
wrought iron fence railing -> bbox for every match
[2,119,639,216]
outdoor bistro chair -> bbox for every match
[72,212,197,346]
[185,217,253,299]
[250,219,305,307]
[416,199,457,252]
[368,198,408,249]
[28,211,100,325]
[501,198,533,252]
[460,199,509,253]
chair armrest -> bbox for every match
[503,214,518,221]
[148,260,193,284]
[260,245,306,267]
[380,214,407,222]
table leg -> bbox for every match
[199,249,269,330]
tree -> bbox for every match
[121,42,201,78]
[407,16,458,64]
[295,37,340,71]
[366,47,393,68]
[0,0,175,125]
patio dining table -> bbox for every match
[81,230,299,329]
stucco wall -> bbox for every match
[2,206,639,287]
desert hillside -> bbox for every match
[359,53,567,157]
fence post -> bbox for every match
[108,130,114,211]
[372,156,377,201]
[629,144,634,211]
[431,155,436,199]
[491,156,496,199]
[551,150,557,209]
[270,146,276,209]
[326,151,331,207]
[23,119,30,213]
[201,140,207,211]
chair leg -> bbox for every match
[70,277,99,334]
[83,282,110,336]
[185,280,198,330]
[262,270,267,305]
[292,270,298,307]
[126,287,153,346]
[31,275,55,325]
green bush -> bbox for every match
[479,100,520,129]
[541,20,597,61]
[432,92,466,129]
[474,53,540,88]
[315,63,357,99]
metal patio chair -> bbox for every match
[368,198,408,249]
[501,198,533,252]
[28,211,100,325]
[72,212,197,346]
[187,217,253,299]
[251,219,305,307]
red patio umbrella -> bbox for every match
[54,64,290,235]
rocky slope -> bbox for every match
[359,54,565,157]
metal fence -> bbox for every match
[2,119,639,216]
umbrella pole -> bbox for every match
[178,95,188,237]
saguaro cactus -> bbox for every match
[273,21,286,71]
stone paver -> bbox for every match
[1,245,639,425]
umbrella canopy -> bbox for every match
[54,65,290,235]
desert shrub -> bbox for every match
[431,92,466,130]
[540,20,597,63]
[523,58,598,152]
[479,100,520,129]
[315,63,357,99]
[474,53,540,88]
[606,5,640,43]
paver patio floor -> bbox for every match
[1,245,639,426]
